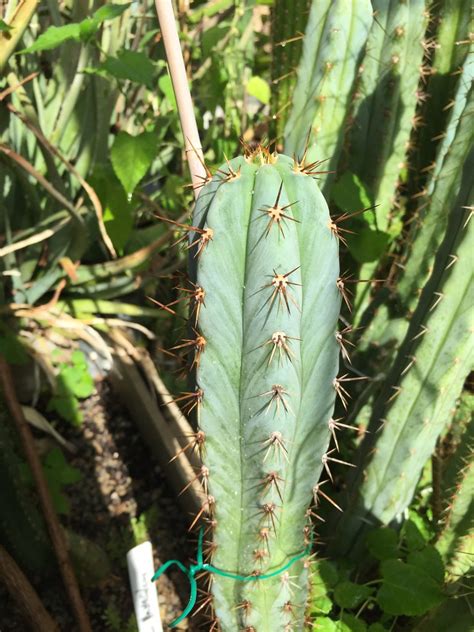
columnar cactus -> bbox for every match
[270,0,311,141]
[283,0,372,193]
[436,393,474,581]
[333,192,473,556]
[348,0,428,231]
[186,148,341,630]
[358,55,474,351]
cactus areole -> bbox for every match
[185,148,341,630]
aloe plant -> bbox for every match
[186,148,341,630]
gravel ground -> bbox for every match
[1,379,201,632]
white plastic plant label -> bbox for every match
[126,541,163,632]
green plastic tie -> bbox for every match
[151,527,311,627]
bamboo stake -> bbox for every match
[0,0,39,73]
[154,0,206,197]
[0,355,92,632]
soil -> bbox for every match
[0,379,200,632]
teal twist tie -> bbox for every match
[151,528,311,628]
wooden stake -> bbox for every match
[154,0,206,197]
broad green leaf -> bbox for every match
[377,559,444,616]
[339,614,367,632]
[43,448,82,514]
[368,625,387,632]
[97,50,156,87]
[331,172,372,213]
[313,616,368,632]
[246,76,270,104]
[22,3,130,53]
[79,3,131,38]
[58,351,94,399]
[110,131,157,196]
[21,23,81,53]
[403,518,429,552]
[71,350,87,368]
[202,24,229,57]
[0,331,28,365]
[311,593,333,615]
[318,559,339,587]
[158,74,176,109]
[347,225,390,263]
[334,581,373,609]
[366,528,399,560]
[48,394,82,425]
[407,546,445,584]
[313,619,338,632]
[91,2,131,23]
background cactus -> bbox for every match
[345,0,428,232]
[283,0,373,194]
[270,0,311,141]
[359,51,474,353]
[331,192,473,557]
[435,392,474,581]
[187,148,341,630]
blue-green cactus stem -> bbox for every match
[189,149,341,630]
[348,0,428,232]
[332,171,473,556]
[283,0,372,194]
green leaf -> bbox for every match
[91,2,131,23]
[246,76,270,104]
[312,593,333,615]
[318,559,339,587]
[334,581,373,609]
[158,74,176,109]
[48,394,82,425]
[377,559,444,616]
[43,448,82,514]
[21,23,81,53]
[110,131,157,197]
[22,3,131,53]
[404,518,429,552]
[368,625,387,632]
[313,619,338,632]
[90,163,135,252]
[61,365,94,399]
[202,24,229,57]
[95,50,156,87]
[366,528,399,561]
[313,616,368,632]
[0,19,12,32]
[0,332,28,365]
[58,350,94,399]
[347,227,390,263]
[407,546,445,584]
[79,3,131,39]
[331,172,372,213]
[339,614,367,632]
